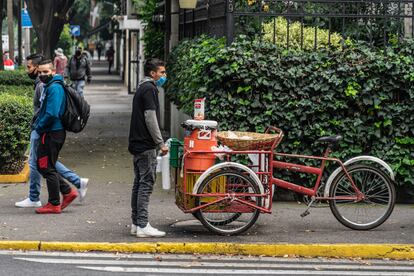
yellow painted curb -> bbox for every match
[0,162,29,184]
[1,241,414,259]
[0,241,39,251]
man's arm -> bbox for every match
[144,110,164,150]
[85,59,92,82]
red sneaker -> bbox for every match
[35,203,61,214]
[61,189,78,210]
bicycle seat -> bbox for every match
[317,135,343,144]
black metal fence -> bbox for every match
[179,0,226,39]
[179,0,414,48]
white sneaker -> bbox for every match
[78,178,89,202]
[15,198,42,208]
[136,223,166,238]
[130,224,137,236]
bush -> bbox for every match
[0,70,33,86]
[0,94,32,174]
[167,36,414,186]
[0,85,33,98]
[262,17,343,50]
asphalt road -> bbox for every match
[2,250,414,276]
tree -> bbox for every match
[25,0,75,58]
[7,0,13,60]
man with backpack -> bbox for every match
[66,47,92,97]
[15,54,89,209]
[33,59,79,214]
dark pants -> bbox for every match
[131,149,157,228]
[37,131,71,206]
[108,60,113,73]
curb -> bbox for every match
[1,241,414,259]
[0,162,29,184]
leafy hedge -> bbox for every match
[0,94,32,174]
[167,36,414,186]
[0,85,33,98]
[0,70,33,86]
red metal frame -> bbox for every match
[177,126,364,216]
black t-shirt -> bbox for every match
[128,81,160,155]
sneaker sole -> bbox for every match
[15,204,42,208]
[136,234,166,238]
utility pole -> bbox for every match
[18,0,22,65]
[7,0,14,59]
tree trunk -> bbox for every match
[0,0,4,70]
[7,0,14,60]
[25,0,74,58]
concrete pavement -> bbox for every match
[1,61,414,259]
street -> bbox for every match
[1,250,414,275]
[2,61,414,244]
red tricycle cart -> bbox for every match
[175,120,396,236]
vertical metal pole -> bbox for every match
[192,8,195,37]
[411,0,414,37]
[183,9,186,38]
[206,0,210,35]
[17,0,22,65]
[226,0,235,45]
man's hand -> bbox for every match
[160,146,169,156]
[87,78,91,84]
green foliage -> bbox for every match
[56,24,73,56]
[0,70,33,86]
[133,0,164,58]
[0,94,32,174]
[167,36,414,186]
[262,17,343,50]
[0,85,33,98]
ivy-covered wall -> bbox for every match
[166,36,414,187]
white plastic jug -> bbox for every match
[161,153,170,190]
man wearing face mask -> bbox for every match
[128,58,168,237]
[33,59,78,214]
[66,47,92,97]
[15,54,89,209]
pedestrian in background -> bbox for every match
[3,51,15,70]
[106,46,114,74]
[15,54,89,209]
[53,48,68,75]
[66,47,92,97]
[96,41,103,61]
[33,59,78,214]
[128,58,168,237]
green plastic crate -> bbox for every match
[170,138,184,168]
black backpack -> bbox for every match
[54,80,90,133]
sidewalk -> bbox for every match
[1,61,414,258]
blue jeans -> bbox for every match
[28,130,80,202]
[73,80,85,97]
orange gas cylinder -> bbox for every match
[182,120,218,171]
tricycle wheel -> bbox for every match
[195,169,261,236]
[329,164,395,230]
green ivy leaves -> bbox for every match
[167,37,414,186]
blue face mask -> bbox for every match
[155,76,167,87]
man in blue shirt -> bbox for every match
[15,54,88,208]
[33,59,78,214]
